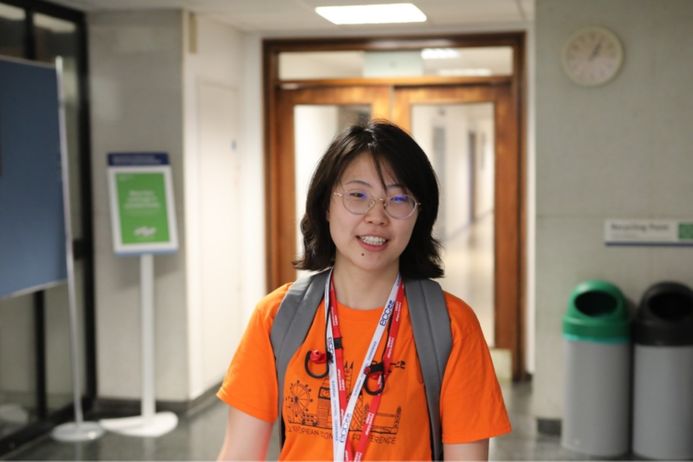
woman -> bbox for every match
[217,120,511,460]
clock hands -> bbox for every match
[589,40,603,61]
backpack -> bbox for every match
[270,269,452,460]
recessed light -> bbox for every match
[421,48,460,60]
[315,3,427,25]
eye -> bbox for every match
[346,190,369,201]
[389,194,410,204]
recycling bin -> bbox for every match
[632,281,693,460]
[561,280,631,457]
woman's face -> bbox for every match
[328,152,418,278]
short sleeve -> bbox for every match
[439,293,512,443]
[216,284,291,422]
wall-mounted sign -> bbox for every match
[605,219,693,246]
[107,153,178,255]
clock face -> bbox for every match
[561,26,624,86]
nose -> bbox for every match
[365,198,389,224]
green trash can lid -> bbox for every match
[563,280,630,341]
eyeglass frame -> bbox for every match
[332,189,421,219]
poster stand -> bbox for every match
[51,57,104,443]
[99,254,177,437]
[99,152,179,437]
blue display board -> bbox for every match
[0,57,66,299]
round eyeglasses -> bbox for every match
[333,189,420,219]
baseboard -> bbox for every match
[90,381,223,419]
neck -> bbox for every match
[331,264,399,310]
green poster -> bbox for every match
[108,152,178,255]
[115,172,170,244]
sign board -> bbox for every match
[0,58,67,299]
[605,219,693,246]
[107,153,178,255]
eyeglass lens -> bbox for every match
[341,190,417,219]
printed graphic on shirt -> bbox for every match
[284,360,406,445]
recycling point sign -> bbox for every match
[107,153,178,255]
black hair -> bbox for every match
[294,119,443,279]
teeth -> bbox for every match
[360,235,386,245]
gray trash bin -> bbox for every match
[561,280,631,457]
[633,281,693,460]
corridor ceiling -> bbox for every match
[47,0,533,34]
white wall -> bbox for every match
[534,0,693,420]
[238,32,267,320]
[89,9,189,401]
[88,10,267,402]
[183,14,249,399]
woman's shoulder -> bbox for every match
[253,281,294,320]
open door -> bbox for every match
[393,84,521,376]
[267,85,390,287]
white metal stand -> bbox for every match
[99,254,178,437]
[52,421,104,443]
[51,57,104,443]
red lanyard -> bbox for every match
[327,276,405,462]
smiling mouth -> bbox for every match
[359,235,387,246]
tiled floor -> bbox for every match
[491,382,589,461]
[2,380,616,461]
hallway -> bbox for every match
[438,211,496,346]
[2,0,692,458]
[4,382,609,461]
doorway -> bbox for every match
[269,85,390,285]
[264,34,525,378]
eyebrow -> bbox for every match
[343,179,405,190]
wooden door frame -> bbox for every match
[392,84,520,378]
[272,86,391,286]
[264,33,527,379]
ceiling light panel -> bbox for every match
[421,48,460,60]
[315,3,427,25]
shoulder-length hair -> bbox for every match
[294,120,443,279]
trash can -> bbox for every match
[632,281,693,460]
[561,280,631,457]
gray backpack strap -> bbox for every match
[270,270,329,445]
[405,278,452,461]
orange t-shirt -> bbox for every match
[218,282,511,460]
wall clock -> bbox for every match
[561,26,624,86]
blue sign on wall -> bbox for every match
[0,58,66,299]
